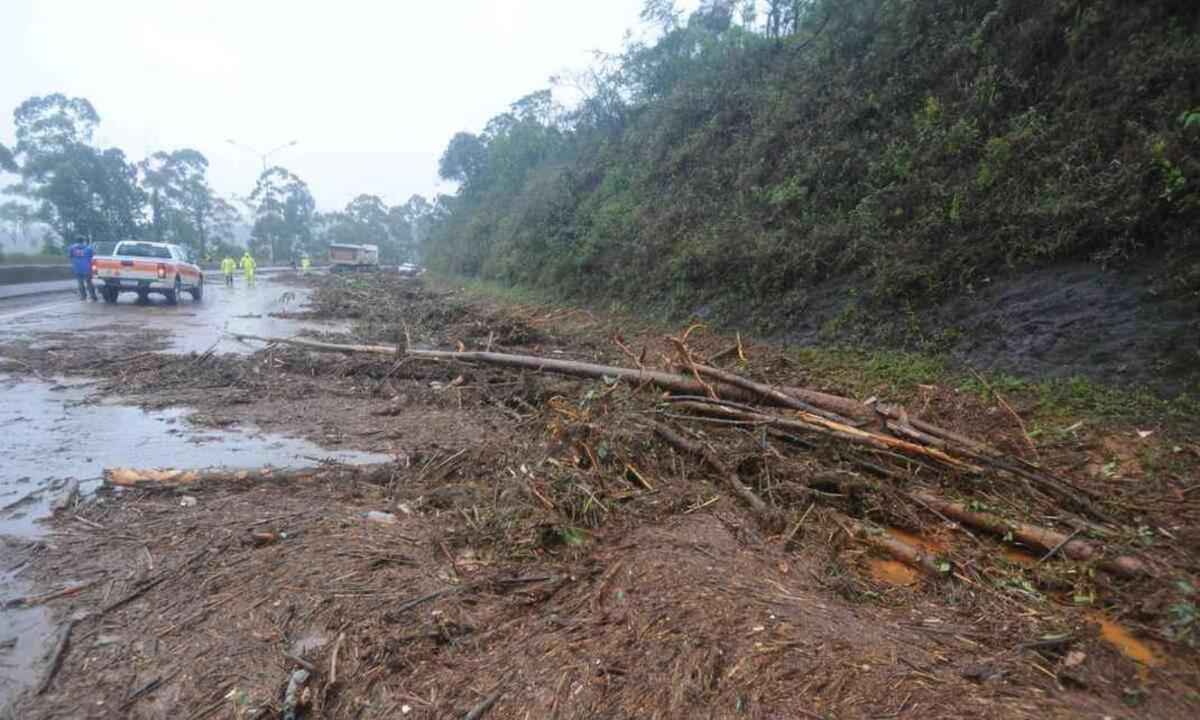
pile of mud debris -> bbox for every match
[2,272,1198,719]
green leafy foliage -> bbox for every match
[9,94,144,246]
[138,148,218,257]
[0,142,16,173]
[425,0,1200,337]
[248,167,316,262]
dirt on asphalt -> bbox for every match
[1,271,1198,719]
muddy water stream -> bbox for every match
[0,375,387,709]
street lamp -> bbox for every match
[226,138,299,172]
[227,140,298,265]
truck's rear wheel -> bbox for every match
[102,287,119,304]
[165,276,181,305]
[191,276,203,302]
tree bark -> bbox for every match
[839,513,944,577]
[910,491,1146,577]
[103,464,390,489]
[670,400,982,474]
[692,362,867,424]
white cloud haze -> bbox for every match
[0,0,668,210]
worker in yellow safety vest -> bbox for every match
[240,252,257,287]
[221,256,237,286]
[300,256,311,274]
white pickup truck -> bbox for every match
[92,241,204,304]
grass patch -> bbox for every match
[1030,376,1200,427]
[793,346,948,399]
[439,274,556,307]
[793,345,1199,432]
[449,277,1200,435]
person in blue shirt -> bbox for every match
[66,237,97,301]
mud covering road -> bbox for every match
[0,273,386,713]
[1,271,1198,718]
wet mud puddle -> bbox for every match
[0,375,388,708]
[0,277,347,356]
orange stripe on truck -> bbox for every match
[94,258,201,280]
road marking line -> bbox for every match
[0,300,80,322]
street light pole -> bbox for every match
[226,139,298,265]
[226,138,299,172]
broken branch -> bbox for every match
[910,491,1146,577]
[648,420,768,516]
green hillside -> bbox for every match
[426,0,1200,387]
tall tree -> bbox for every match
[137,148,212,252]
[248,167,314,261]
[203,197,242,259]
[387,194,433,263]
[171,150,214,258]
[0,142,16,173]
[12,94,99,172]
[344,194,392,256]
[640,0,682,31]
[10,94,143,245]
[438,133,489,188]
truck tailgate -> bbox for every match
[94,257,160,281]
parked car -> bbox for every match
[328,243,380,272]
[93,241,204,304]
[397,263,423,277]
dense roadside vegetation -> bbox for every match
[425,0,1200,372]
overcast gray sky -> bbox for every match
[1,0,685,211]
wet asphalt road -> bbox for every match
[0,272,385,708]
[0,271,344,354]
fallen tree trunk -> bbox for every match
[883,411,1110,523]
[692,362,864,425]
[838,514,945,577]
[910,491,1146,577]
[417,348,1107,520]
[236,336,772,406]
[670,400,983,475]
[407,348,790,406]
[877,407,995,456]
[232,333,397,354]
[237,338,884,429]
[103,464,391,490]
[782,384,877,424]
[232,338,1104,520]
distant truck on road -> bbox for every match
[93,241,204,304]
[328,243,379,273]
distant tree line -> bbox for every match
[0,94,432,264]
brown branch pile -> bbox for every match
[232,332,1145,579]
